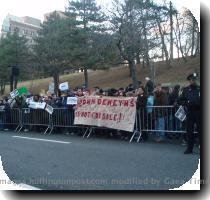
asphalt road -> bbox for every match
[0,130,199,190]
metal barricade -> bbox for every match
[17,108,51,134]
[50,108,88,135]
[130,106,197,142]
[0,108,20,130]
[52,108,75,127]
[0,106,198,143]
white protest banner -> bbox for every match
[28,102,46,109]
[36,102,46,109]
[28,102,37,109]
[175,106,186,122]
[74,96,137,132]
[10,89,19,99]
[45,104,54,115]
[59,82,69,91]
[67,97,78,105]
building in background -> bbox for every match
[1,14,41,45]
[44,10,68,22]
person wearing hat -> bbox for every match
[178,73,200,154]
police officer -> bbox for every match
[179,73,200,154]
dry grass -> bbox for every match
[4,56,200,95]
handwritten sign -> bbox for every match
[74,96,137,132]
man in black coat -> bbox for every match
[179,73,200,154]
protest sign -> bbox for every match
[59,82,69,91]
[67,97,78,105]
[48,82,54,94]
[28,102,46,110]
[10,87,28,99]
[175,106,186,122]
[18,87,28,95]
[36,102,46,109]
[45,104,54,115]
[74,96,137,132]
[10,89,19,99]
[28,102,37,109]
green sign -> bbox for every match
[17,87,28,95]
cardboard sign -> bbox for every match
[175,106,186,122]
[74,96,137,132]
[67,97,78,105]
[45,104,54,115]
[59,82,69,91]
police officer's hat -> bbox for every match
[187,73,198,81]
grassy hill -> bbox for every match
[4,56,200,95]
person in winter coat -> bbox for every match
[135,86,148,141]
[153,84,168,142]
[145,77,154,95]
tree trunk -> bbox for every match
[156,17,171,67]
[191,17,196,57]
[129,60,138,89]
[14,75,18,90]
[175,13,187,63]
[84,67,88,88]
[143,22,150,68]
[53,72,59,96]
[136,53,140,64]
[0,82,5,95]
[195,31,200,56]
[10,75,14,92]
[128,65,132,77]
[169,1,174,62]
[142,59,145,68]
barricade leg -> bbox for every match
[83,127,89,138]
[129,130,140,143]
[44,126,50,135]
[87,127,93,138]
[17,126,23,133]
[15,125,20,132]
[137,131,143,143]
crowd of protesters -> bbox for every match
[0,76,199,147]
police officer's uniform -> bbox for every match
[179,73,200,154]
